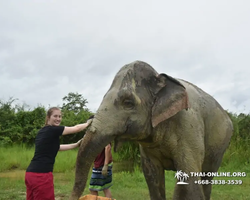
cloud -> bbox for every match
[0,0,249,114]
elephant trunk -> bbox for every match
[69,125,114,200]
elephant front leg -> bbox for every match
[141,155,166,200]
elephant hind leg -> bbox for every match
[201,176,213,200]
[201,152,225,200]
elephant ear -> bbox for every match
[152,73,189,127]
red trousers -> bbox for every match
[25,172,55,200]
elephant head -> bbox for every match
[70,61,189,199]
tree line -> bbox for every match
[0,92,249,160]
[0,92,93,146]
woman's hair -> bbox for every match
[45,107,61,126]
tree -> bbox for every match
[60,92,93,144]
[61,92,88,114]
[0,98,17,145]
[238,113,250,139]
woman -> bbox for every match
[25,107,92,200]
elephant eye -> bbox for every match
[123,99,135,109]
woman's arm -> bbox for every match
[104,144,112,165]
[59,139,82,151]
[62,119,92,135]
[102,144,112,176]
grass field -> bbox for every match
[0,146,249,200]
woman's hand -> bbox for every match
[86,118,93,126]
[77,139,82,147]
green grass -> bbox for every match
[0,145,250,200]
[0,145,33,171]
[1,169,249,200]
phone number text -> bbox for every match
[194,180,243,185]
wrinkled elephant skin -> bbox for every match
[70,61,233,200]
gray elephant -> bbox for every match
[70,61,233,200]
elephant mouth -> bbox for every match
[122,118,147,141]
[123,118,138,140]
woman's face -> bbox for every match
[47,110,62,126]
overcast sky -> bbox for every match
[0,0,249,114]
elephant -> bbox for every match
[70,60,233,200]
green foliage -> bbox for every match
[0,93,250,167]
[61,92,89,114]
[0,92,93,146]
[114,141,140,163]
[60,109,93,144]
[14,107,46,145]
[222,112,250,169]
[0,98,46,146]
[60,92,93,143]
[238,113,250,139]
[0,98,16,145]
